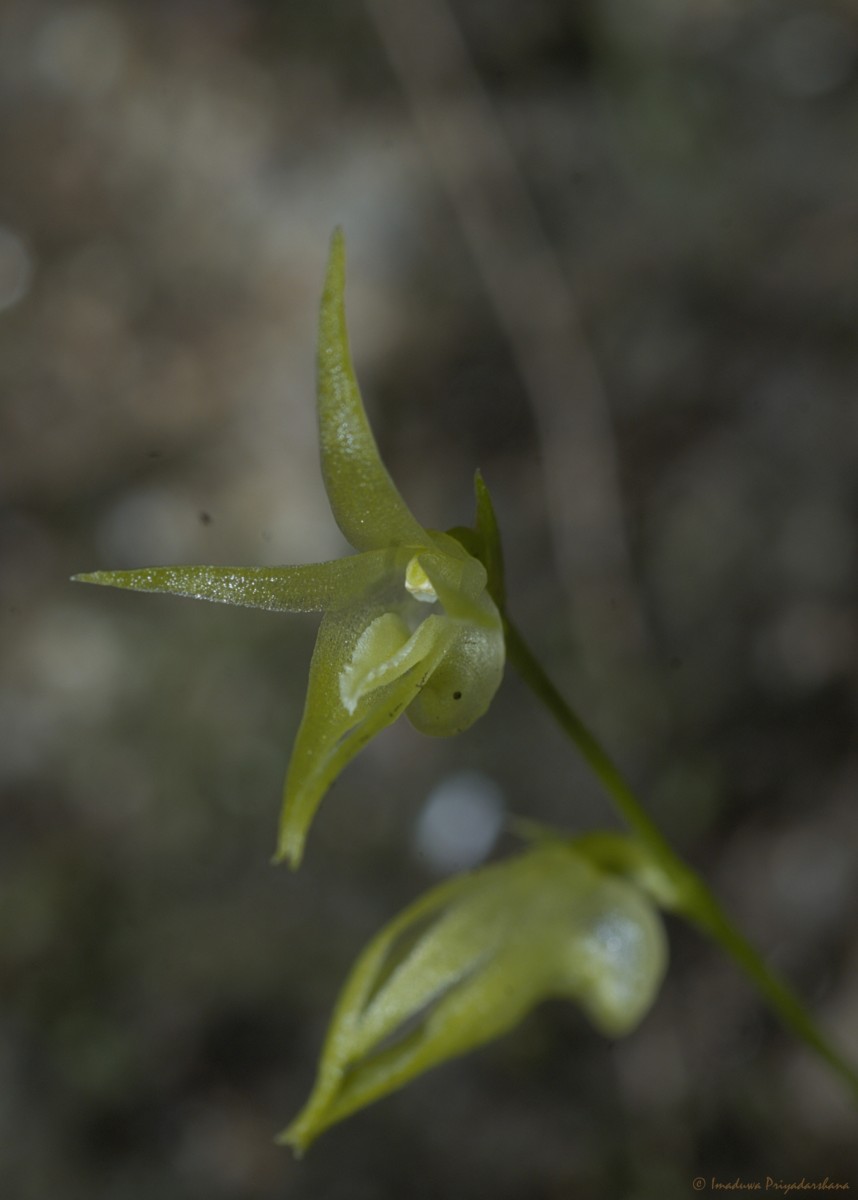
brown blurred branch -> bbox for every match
[365,0,647,656]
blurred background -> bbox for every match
[1,0,857,1196]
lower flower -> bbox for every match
[281,839,668,1154]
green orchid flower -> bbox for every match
[281,839,669,1154]
[74,229,505,867]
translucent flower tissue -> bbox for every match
[74,230,505,867]
[282,840,668,1153]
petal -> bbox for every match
[71,550,406,613]
[417,553,493,625]
[405,568,505,736]
[317,229,428,552]
[279,870,476,1153]
[438,472,506,611]
[283,864,522,1151]
[289,956,528,1151]
[551,869,668,1036]
[276,606,458,867]
[473,470,506,610]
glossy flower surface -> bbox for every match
[74,230,505,866]
[281,840,668,1153]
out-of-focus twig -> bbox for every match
[365,0,647,656]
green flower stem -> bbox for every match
[504,616,858,1102]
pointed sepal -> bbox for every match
[275,606,458,867]
[72,551,408,613]
[317,229,428,552]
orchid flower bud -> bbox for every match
[74,230,505,867]
[281,840,668,1154]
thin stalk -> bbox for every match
[505,616,858,1102]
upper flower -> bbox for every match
[74,229,505,867]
